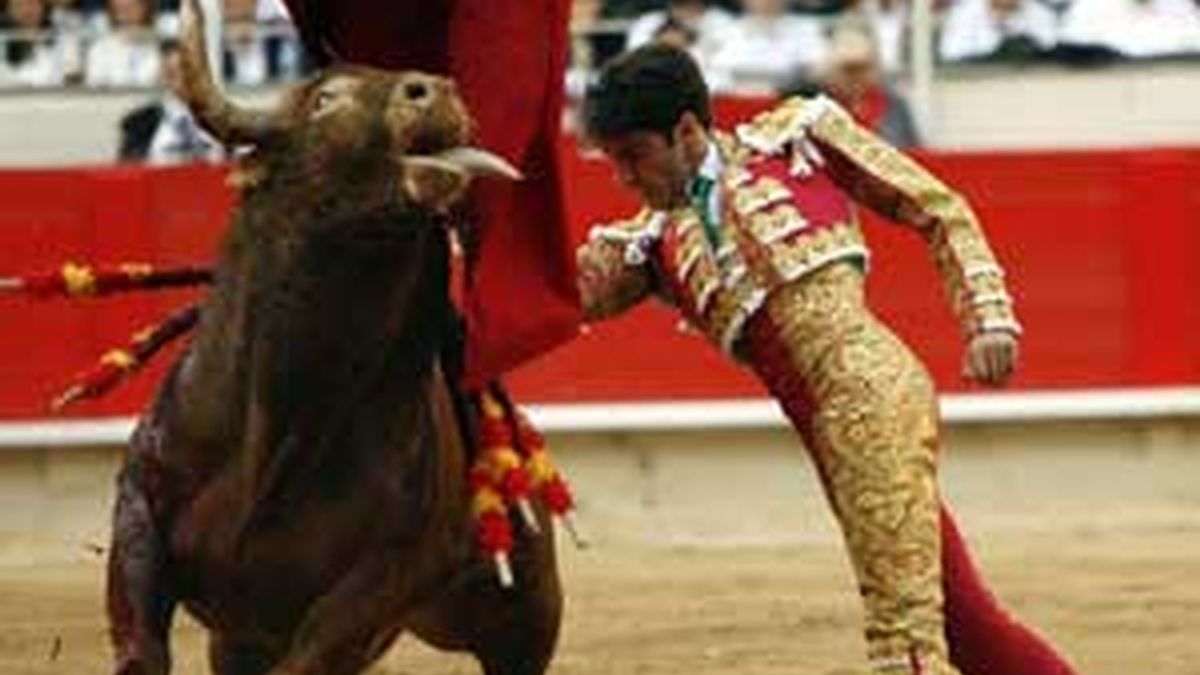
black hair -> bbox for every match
[583,44,711,140]
[654,16,699,46]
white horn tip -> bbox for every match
[439,147,523,181]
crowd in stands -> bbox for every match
[573,0,1200,81]
[2,0,1198,160]
[0,0,301,88]
[566,0,1200,144]
[5,0,1198,93]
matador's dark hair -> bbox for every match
[583,44,712,140]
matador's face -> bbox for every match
[596,131,695,211]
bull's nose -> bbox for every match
[398,75,452,108]
[404,81,430,104]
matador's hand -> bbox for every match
[963,331,1019,387]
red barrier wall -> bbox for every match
[2,143,1198,419]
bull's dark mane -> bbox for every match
[197,195,453,536]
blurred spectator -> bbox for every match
[1058,0,1200,58]
[2,0,62,86]
[220,0,300,84]
[118,40,221,163]
[567,0,625,97]
[939,0,1057,62]
[845,0,909,72]
[818,23,921,146]
[652,15,701,48]
[626,0,735,64]
[223,0,269,84]
[708,0,829,94]
[255,0,289,23]
[85,0,161,87]
[604,0,739,17]
[793,0,854,14]
[46,0,83,26]
[45,0,86,81]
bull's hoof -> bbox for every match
[113,651,170,675]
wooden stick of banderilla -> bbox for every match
[52,302,203,411]
[0,262,212,299]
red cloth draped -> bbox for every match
[279,0,581,386]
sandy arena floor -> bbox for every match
[1,519,1197,674]
[0,433,1197,675]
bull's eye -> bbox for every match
[312,90,336,115]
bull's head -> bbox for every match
[175,0,517,213]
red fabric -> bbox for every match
[2,146,1200,418]
[942,505,1079,675]
[278,0,581,386]
[844,86,889,134]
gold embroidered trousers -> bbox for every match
[743,262,957,674]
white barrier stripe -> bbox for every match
[0,387,1197,447]
[528,387,1200,432]
[0,418,137,448]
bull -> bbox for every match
[106,1,563,674]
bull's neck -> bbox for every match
[194,209,451,443]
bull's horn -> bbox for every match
[178,0,283,145]
[436,148,523,181]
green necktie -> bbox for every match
[689,175,721,249]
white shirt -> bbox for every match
[257,0,292,22]
[859,0,910,72]
[2,42,66,87]
[939,0,1059,62]
[708,15,828,94]
[225,38,270,86]
[85,31,161,88]
[146,96,223,165]
[626,8,737,58]
[1059,0,1200,57]
[694,141,724,227]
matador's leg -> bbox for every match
[747,264,1076,675]
[746,264,957,674]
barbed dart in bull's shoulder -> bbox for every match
[0,262,212,299]
[50,304,202,411]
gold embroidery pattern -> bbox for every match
[731,176,794,217]
[740,201,810,245]
[733,97,821,157]
[748,263,960,675]
[577,213,659,321]
[761,222,870,285]
[808,99,1019,339]
[670,209,721,316]
[663,209,770,353]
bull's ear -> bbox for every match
[400,158,472,213]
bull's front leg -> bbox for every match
[107,458,177,675]
[264,554,412,675]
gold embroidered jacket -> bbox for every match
[577,95,1021,356]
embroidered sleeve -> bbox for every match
[796,97,1021,338]
[576,213,661,322]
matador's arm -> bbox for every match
[764,97,1022,340]
[576,213,662,322]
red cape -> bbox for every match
[281,0,581,386]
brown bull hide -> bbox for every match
[104,2,561,674]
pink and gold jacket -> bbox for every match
[577,96,1021,357]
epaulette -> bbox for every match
[734,95,839,178]
[588,210,661,242]
[588,210,666,266]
